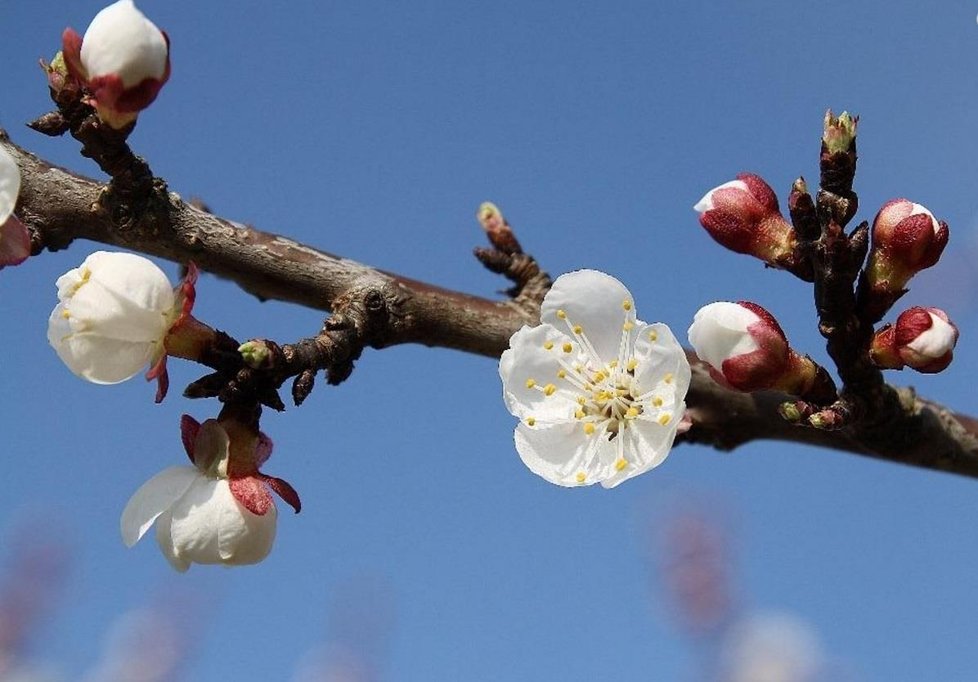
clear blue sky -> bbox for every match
[3,1,978,679]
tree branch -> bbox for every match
[6,132,978,479]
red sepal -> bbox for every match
[229,476,274,516]
[180,415,201,464]
[260,474,301,514]
[145,354,169,403]
[61,28,87,82]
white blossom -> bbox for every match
[499,269,690,488]
[121,418,280,572]
[47,251,177,384]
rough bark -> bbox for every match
[6,133,978,479]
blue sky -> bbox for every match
[3,1,978,679]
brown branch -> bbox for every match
[6,133,978,479]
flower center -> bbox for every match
[523,302,675,479]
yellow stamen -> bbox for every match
[648,331,658,341]
[623,321,634,331]
[623,300,633,311]
[583,423,596,435]
[663,373,674,384]
[543,383,557,396]
[562,342,573,353]
[576,396,587,405]
[556,309,567,320]
[525,378,536,389]
[527,417,536,426]
[557,369,567,379]
[652,396,664,407]
[575,408,586,419]
[658,413,672,426]
[615,458,628,471]
[573,325,583,335]
[627,358,638,371]
[625,407,639,419]
[543,341,554,350]
[576,471,587,483]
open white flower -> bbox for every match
[500,269,690,488]
[121,415,300,572]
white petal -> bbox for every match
[0,146,20,225]
[602,417,680,489]
[79,251,174,314]
[166,477,227,566]
[632,322,692,399]
[499,324,582,423]
[907,313,956,357]
[217,491,276,565]
[514,421,611,487]
[693,179,747,213]
[687,302,760,369]
[540,269,634,362]
[47,312,156,383]
[81,0,168,86]
[167,479,276,567]
[155,509,190,572]
[120,466,199,547]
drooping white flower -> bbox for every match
[499,269,690,488]
[0,145,31,268]
[62,0,170,129]
[121,415,300,572]
[47,251,200,400]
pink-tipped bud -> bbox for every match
[688,301,824,398]
[694,173,797,266]
[870,307,958,374]
[688,301,789,391]
[61,0,170,129]
[865,199,948,293]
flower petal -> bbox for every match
[217,489,276,565]
[120,466,198,547]
[166,477,227,565]
[601,418,679,489]
[229,476,274,516]
[632,322,692,399]
[499,324,581,424]
[0,146,20,225]
[540,270,635,362]
[514,421,610,487]
[0,215,31,268]
[155,509,190,572]
[80,0,169,86]
[47,313,156,384]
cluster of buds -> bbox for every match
[687,301,831,401]
[694,173,802,273]
[60,0,169,129]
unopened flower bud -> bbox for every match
[694,173,798,268]
[61,0,170,129]
[688,301,820,397]
[865,199,947,295]
[870,307,958,374]
[239,340,272,369]
[47,251,209,401]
